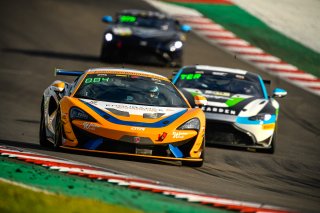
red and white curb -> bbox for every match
[0,146,293,213]
[145,0,320,97]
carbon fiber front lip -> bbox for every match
[206,120,258,145]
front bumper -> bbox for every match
[61,121,204,160]
[59,146,203,162]
[205,112,275,148]
[102,38,182,63]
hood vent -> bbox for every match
[143,113,165,119]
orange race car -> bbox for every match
[40,68,207,167]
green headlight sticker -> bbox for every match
[225,97,245,107]
[190,91,201,97]
[120,15,136,23]
[180,73,202,80]
[85,77,109,84]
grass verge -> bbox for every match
[0,180,140,213]
[0,156,230,213]
[166,1,320,78]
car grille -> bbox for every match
[206,120,254,146]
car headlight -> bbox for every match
[178,118,200,130]
[70,107,95,121]
[105,33,113,42]
[249,113,272,121]
[169,41,183,52]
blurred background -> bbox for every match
[0,0,319,212]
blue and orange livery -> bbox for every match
[40,68,206,167]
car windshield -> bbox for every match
[116,15,174,30]
[74,73,189,107]
[175,70,264,98]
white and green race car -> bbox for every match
[173,65,287,153]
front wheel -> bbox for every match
[182,159,204,167]
[39,98,51,147]
[264,125,277,154]
[266,133,276,154]
[100,44,117,62]
[182,149,205,167]
[54,109,63,150]
[100,46,109,62]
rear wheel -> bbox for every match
[39,98,51,147]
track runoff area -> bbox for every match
[146,0,320,97]
[0,146,293,213]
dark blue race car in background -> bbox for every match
[100,9,191,67]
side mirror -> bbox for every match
[272,88,287,98]
[180,24,192,32]
[51,80,65,93]
[194,95,207,108]
[102,16,113,23]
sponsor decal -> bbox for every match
[172,132,188,139]
[82,122,100,130]
[180,73,202,80]
[202,106,236,115]
[262,123,275,130]
[212,72,227,76]
[133,137,141,143]
[131,127,146,131]
[225,97,245,107]
[213,91,230,97]
[97,74,109,77]
[119,15,136,23]
[113,27,132,36]
[105,103,158,112]
[89,100,98,105]
[235,75,245,79]
[157,132,167,142]
[84,77,109,84]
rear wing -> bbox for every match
[55,68,84,76]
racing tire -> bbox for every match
[54,109,63,150]
[100,46,109,62]
[39,98,51,147]
[182,147,205,167]
[100,45,117,63]
[182,155,204,167]
[266,131,276,154]
[263,125,277,154]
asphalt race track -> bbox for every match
[0,0,319,212]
